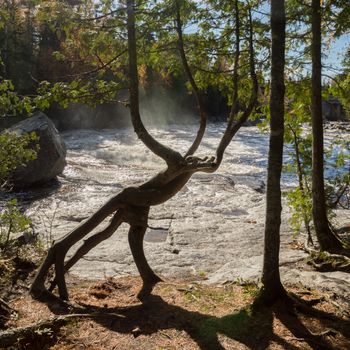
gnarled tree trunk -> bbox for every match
[30,0,258,301]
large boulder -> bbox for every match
[4,112,66,188]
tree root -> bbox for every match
[305,248,350,272]
[0,298,15,317]
[0,299,17,329]
[268,293,348,350]
[0,316,68,349]
[0,315,71,348]
[285,328,338,341]
[287,293,348,322]
[0,313,125,348]
[309,328,338,337]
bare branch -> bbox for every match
[174,0,207,157]
[61,49,127,79]
[127,0,184,166]
[76,7,126,22]
[215,6,258,167]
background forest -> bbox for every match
[0,0,349,123]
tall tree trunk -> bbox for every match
[260,0,286,305]
[311,0,343,251]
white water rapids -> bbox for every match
[15,123,350,298]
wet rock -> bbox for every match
[5,112,66,188]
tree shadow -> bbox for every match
[42,293,300,350]
[273,298,350,350]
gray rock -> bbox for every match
[4,112,66,188]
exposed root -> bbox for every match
[264,293,348,350]
[0,315,69,348]
[30,247,57,300]
[309,329,338,337]
[0,298,17,329]
[0,298,15,316]
[136,276,163,301]
[286,293,347,322]
[31,197,164,301]
[0,313,125,348]
[305,248,350,272]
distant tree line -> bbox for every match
[1,1,347,119]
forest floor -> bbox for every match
[1,274,350,350]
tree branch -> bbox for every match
[127,0,184,166]
[215,5,258,167]
[174,0,207,157]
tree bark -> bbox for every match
[127,209,163,299]
[215,6,258,167]
[311,0,343,252]
[260,0,286,304]
[0,298,15,329]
